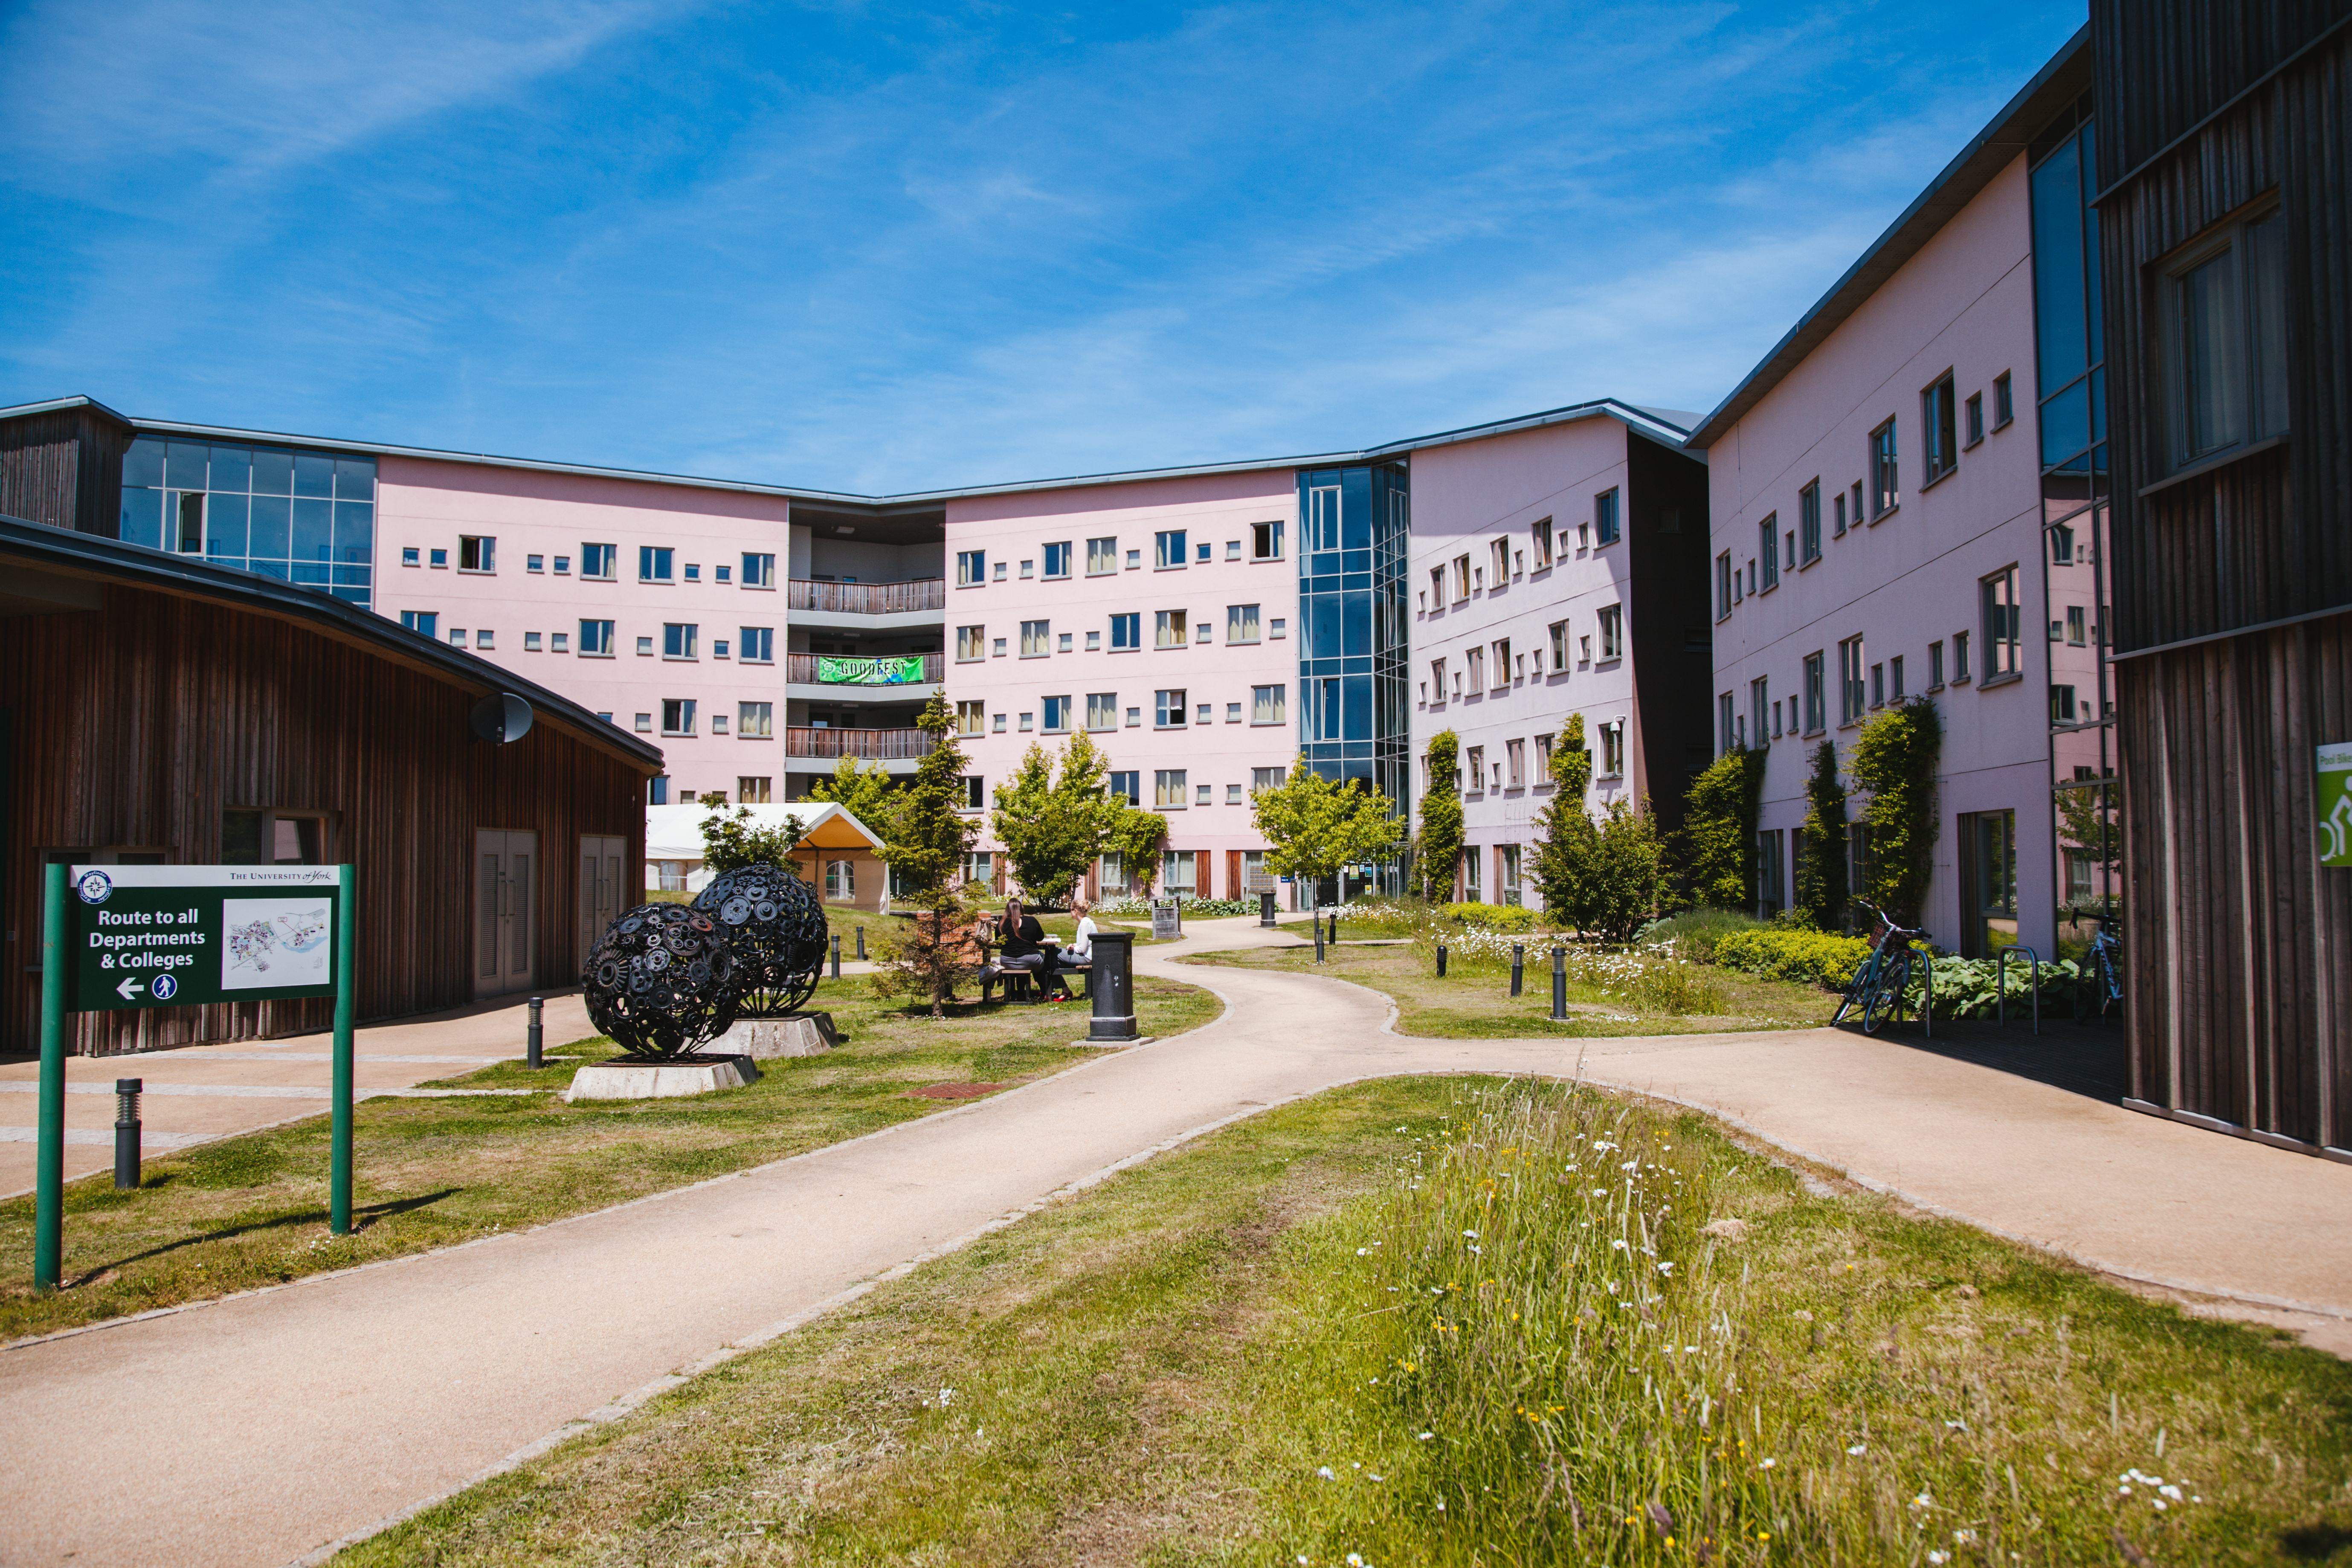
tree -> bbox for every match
[1678,746,1766,911]
[872,694,978,1017]
[1414,731,1465,901]
[700,803,807,878]
[1250,757,1404,893]
[802,756,901,841]
[1528,713,1598,922]
[1106,804,1169,896]
[989,730,1122,906]
[1794,740,1848,930]
[1574,797,1671,942]
[1849,695,1942,927]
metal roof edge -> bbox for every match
[1684,24,2091,450]
[0,393,138,429]
[0,516,666,771]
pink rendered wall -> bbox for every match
[374,456,795,806]
[1706,151,2054,951]
[943,469,1300,898]
[1409,417,1639,907]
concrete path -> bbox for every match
[0,993,588,1197]
[2,918,2347,1568]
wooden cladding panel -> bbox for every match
[1,583,647,1056]
[2120,613,2351,1147]
[0,408,130,538]
[2090,0,2350,177]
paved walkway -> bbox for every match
[0,993,586,1198]
[2,918,2346,1568]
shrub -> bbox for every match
[1712,927,1874,989]
[1438,901,1540,932]
[1850,696,1942,925]
[1414,733,1465,901]
[1678,746,1766,910]
[1795,739,1849,930]
[1638,906,1763,962]
[1091,894,1259,918]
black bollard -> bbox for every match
[1259,890,1276,928]
[1087,931,1139,1041]
[1314,910,1326,963]
[1327,911,1338,948]
[113,1078,142,1190]
[1550,946,1568,1020]
[856,925,866,961]
[526,996,544,1069]
[1436,942,1448,977]
[830,933,842,979]
[1511,944,1524,997]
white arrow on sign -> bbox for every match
[116,977,144,1001]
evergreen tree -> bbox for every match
[1528,713,1597,924]
[1414,731,1465,901]
[1794,740,1849,930]
[802,756,901,841]
[1679,745,1767,911]
[1849,696,1942,926]
[1577,797,1672,942]
[874,694,978,1017]
[988,730,1122,906]
[1251,756,1404,891]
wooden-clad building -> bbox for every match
[2094,0,2352,1157]
[0,515,659,1056]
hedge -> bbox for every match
[1711,927,1873,988]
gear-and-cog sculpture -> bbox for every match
[691,863,828,1017]
[581,903,742,1059]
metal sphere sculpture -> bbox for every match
[692,863,828,1017]
[581,903,742,1059]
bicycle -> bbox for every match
[2083,918,2123,1020]
[1833,899,1934,1035]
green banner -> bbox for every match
[816,655,927,686]
[67,865,342,1010]
[2321,743,2352,869]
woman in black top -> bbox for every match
[997,898,1060,999]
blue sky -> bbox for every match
[0,1,2084,495]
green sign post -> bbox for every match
[33,863,358,1291]
[2321,743,2352,870]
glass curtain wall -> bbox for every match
[2027,95,2117,963]
[118,436,377,607]
[1296,460,1411,899]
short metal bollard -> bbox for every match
[1327,911,1339,948]
[1511,944,1525,997]
[1258,890,1276,927]
[1996,946,2042,1035]
[856,925,866,961]
[525,996,544,1069]
[1314,911,1327,963]
[830,933,842,979]
[1436,942,1448,977]
[1550,946,1568,1021]
[113,1078,142,1190]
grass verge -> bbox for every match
[1183,939,1841,1037]
[339,1076,2352,1565]
[0,972,1218,1343]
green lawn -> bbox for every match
[0,972,1219,1343]
[1183,937,1843,1037]
[339,1076,2352,1565]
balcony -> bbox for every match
[786,726,937,763]
[788,578,946,614]
[784,651,944,687]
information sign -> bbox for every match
[1150,898,1180,939]
[67,865,342,1010]
[2320,743,2352,868]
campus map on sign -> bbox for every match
[220,899,334,989]
[67,864,342,1010]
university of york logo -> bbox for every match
[75,870,113,905]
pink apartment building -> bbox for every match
[1690,32,2106,959]
[1408,405,1712,906]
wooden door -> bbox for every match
[474,829,539,998]
[578,833,626,963]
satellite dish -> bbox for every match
[470,692,535,744]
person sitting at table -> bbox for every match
[997,897,1056,1001]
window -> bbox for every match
[1108,771,1140,806]
[1250,519,1284,560]
[635,713,653,733]
[1250,766,1287,795]
[459,536,495,573]
[1251,684,1285,725]
[1155,609,1186,648]
[1839,636,1867,723]
[1954,629,1972,683]
[1155,689,1186,727]
[1594,487,1620,545]
[1804,652,1826,733]
[401,547,420,567]
[430,549,448,568]
[2065,604,2087,646]
[957,700,986,736]
[1757,830,1786,919]
[1719,692,1736,755]
[1994,371,2014,428]
[1070,536,1111,577]
[957,549,986,586]
[1599,721,1625,777]
[1531,516,1553,569]
[1111,612,1140,650]
[956,625,986,662]
[579,619,614,657]
[1042,542,1071,579]
[1749,676,1769,748]
[1500,844,1523,907]
[1227,603,1260,643]
[1891,655,1905,699]
[1922,374,1958,484]
[1929,641,1946,689]
[2051,684,2078,724]
[1161,849,1198,892]
[1491,538,1511,585]
[1021,619,1050,657]
[1798,483,1821,563]
[1833,490,1847,536]
[2163,209,2289,467]
[526,554,545,574]
[1871,662,1886,708]
[1505,739,1525,788]
[1450,554,1471,600]
[1462,849,1482,900]
[1870,420,1898,516]
[1087,692,1118,731]
[1465,646,1485,694]
[525,631,542,651]
[1043,695,1071,732]
[684,562,702,583]
[1018,712,1034,731]
[640,546,674,582]
[1534,622,1563,677]
[1428,657,1448,703]
[636,635,653,656]
[962,850,993,884]
[1154,769,1188,807]
[663,623,698,659]
[400,610,438,638]
[1489,639,1511,691]
[552,632,569,653]
[1715,552,1733,619]
[581,543,616,580]
[661,699,697,736]
[739,702,774,739]
[1154,530,1186,569]
[1597,605,1623,661]
[1981,566,2022,678]
[1966,391,1985,446]
[1759,515,1779,591]
[1465,746,1485,791]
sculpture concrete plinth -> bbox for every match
[564,1054,761,1101]
[710,1013,839,1059]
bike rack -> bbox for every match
[1918,944,1932,1038]
[1997,945,2042,1035]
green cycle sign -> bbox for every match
[67,864,343,1010]
[2321,743,2352,869]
